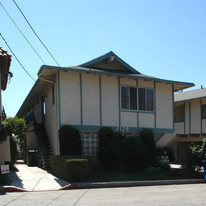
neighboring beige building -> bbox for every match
[16,51,194,168]
[0,47,12,165]
[156,88,206,162]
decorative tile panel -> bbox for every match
[81,132,99,156]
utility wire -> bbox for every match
[0,2,46,65]
[13,0,61,67]
[0,33,36,82]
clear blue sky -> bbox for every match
[1,0,206,117]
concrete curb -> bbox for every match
[3,186,28,193]
[59,179,205,190]
[2,179,205,192]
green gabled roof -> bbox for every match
[79,51,140,74]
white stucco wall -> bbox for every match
[190,100,201,134]
[156,83,173,129]
[139,113,155,128]
[25,131,37,150]
[101,75,119,127]
[82,73,100,126]
[44,80,59,155]
[0,137,11,165]
[57,71,175,132]
[34,99,42,124]
[60,71,81,125]
[121,112,137,127]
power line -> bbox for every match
[0,33,36,82]
[0,2,46,65]
[13,0,61,67]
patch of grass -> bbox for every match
[0,174,11,185]
[89,171,181,182]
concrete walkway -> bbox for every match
[7,161,69,191]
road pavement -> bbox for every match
[1,183,206,205]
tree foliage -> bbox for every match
[4,117,26,149]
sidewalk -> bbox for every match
[5,161,69,192]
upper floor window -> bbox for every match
[139,88,154,111]
[201,104,206,119]
[121,86,154,111]
[121,87,137,110]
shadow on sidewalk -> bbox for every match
[8,161,24,188]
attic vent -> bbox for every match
[107,55,114,64]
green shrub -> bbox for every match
[50,156,98,181]
[139,129,156,167]
[10,137,18,166]
[0,123,8,143]
[97,127,115,169]
[59,125,82,156]
[124,136,146,170]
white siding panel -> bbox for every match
[60,71,81,125]
[101,75,119,127]
[121,112,137,127]
[138,79,154,88]
[139,113,154,128]
[191,100,201,134]
[82,73,100,126]
[120,77,136,86]
[156,83,173,129]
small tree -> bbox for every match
[4,117,26,150]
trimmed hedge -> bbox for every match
[50,156,99,181]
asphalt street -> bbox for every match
[1,183,206,206]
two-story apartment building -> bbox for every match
[16,51,194,168]
[156,87,206,162]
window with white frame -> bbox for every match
[121,87,137,110]
[139,88,154,111]
[121,86,154,112]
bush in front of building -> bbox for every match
[139,129,157,168]
[50,156,99,181]
[97,127,115,169]
[0,123,7,143]
[59,125,82,156]
[98,127,157,171]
